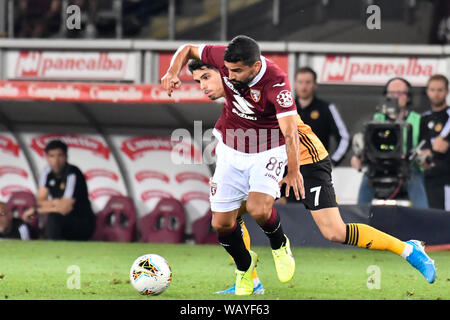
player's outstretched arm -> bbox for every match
[161,44,201,97]
[278,115,305,200]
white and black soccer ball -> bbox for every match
[129,254,172,295]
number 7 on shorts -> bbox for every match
[310,186,321,207]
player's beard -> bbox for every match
[230,70,257,91]
[230,79,248,91]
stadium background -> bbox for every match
[0,0,449,244]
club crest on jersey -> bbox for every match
[434,122,443,133]
[250,89,261,103]
[276,90,294,108]
[210,181,217,196]
[310,110,320,120]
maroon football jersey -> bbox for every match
[199,45,298,153]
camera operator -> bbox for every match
[419,74,450,211]
[351,77,429,208]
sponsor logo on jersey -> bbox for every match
[231,95,257,121]
[276,90,294,108]
[232,108,257,120]
[222,77,259,120]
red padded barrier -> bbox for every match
[139,198,186,243]
[92,196,137,242]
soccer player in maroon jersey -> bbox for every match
[162,35,303,295]
[187,58,437,293]
[163,36,437,294]
[189,59,264,295]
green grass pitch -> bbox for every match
[0,240,448,300]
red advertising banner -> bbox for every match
[313,55,446,86]
[6,50,137,81]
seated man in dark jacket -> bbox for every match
[24,140,96,240]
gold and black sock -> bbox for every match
[344,223,406,256]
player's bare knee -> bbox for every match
[245,200,255,214]
[246,202,271,224]
[321,228,345,243]
[211,219,234,233]
[246,198,271,215]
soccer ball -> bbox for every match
[129,254,172,295]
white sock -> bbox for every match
[400,243,413,259]
[253,278,261,287]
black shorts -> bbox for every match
[281,156,338,210]
[45,212,96,241]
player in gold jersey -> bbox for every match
[187,59,436,291]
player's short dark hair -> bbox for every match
[224,35,260,66]
[426,74,449,89]
[295,67,317,82]
[187,59,217,73]
[45,140,68,155]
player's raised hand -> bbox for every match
[161,72,181,97]
[279,169,305,201]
